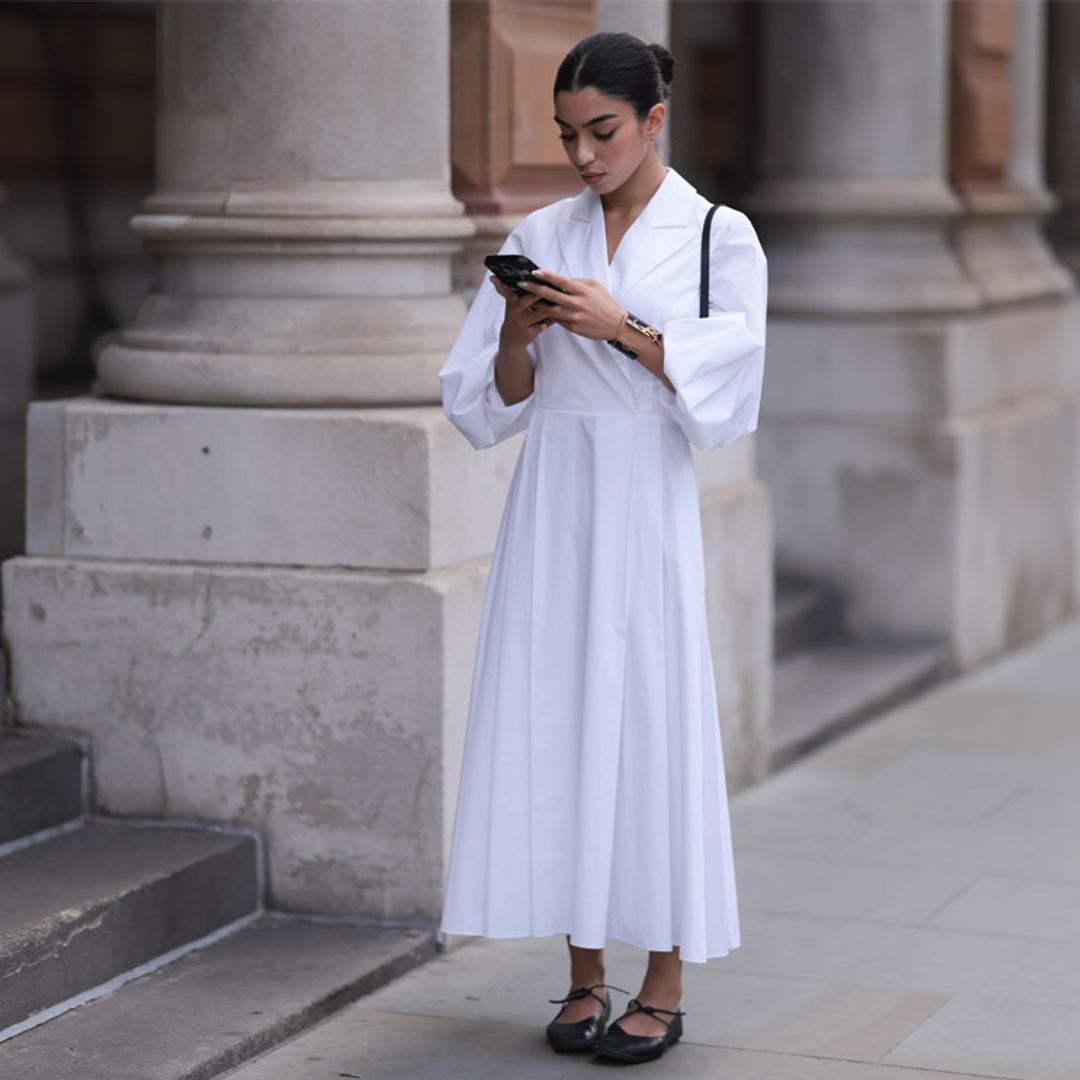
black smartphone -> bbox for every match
[484,254,568,307]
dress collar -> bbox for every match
[567,166,699,228]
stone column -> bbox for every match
[750,0,1076,669]
[1047,0,1080,278]
[597,0,671,164]
[951,0,1072,303]
[1,1,508,927]
[1046,0,1080,609]
[95,1,472,406]
[451,0,594,290]
[751,0,976,314]
[0,184,33,563]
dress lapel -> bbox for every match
[554,189,606,289]
[554,167,701,300]
[614,168,701,298]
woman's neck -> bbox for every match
[601,154,669,219]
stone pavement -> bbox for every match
[224,616,1080,1080]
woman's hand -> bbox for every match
[491,275,556,349]
[519,269,627,342]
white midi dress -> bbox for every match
[437,166,768,963]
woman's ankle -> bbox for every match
[638,976,682,1000]
[570,970,606,988]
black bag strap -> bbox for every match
[700,203,722,317]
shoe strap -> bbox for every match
[548,981,630,1007]
[625,996,687,1027]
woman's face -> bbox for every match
[554,87,663,195]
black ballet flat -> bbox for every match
[545,981,629,1052]
[590,996,686,1063]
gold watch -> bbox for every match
[607,311,663,360]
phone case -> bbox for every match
[484,254,567,306]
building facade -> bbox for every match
[1,0,1077,931]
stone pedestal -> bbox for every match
[757,303,1075,669]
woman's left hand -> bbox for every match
[520,269,627,342]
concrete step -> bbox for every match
[773,574,843,659]
[0,734,83,844]
[770,638,951,771]
[0,817,257,1032]
[0,915,436,1080]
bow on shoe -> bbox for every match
[624,996,687,1022]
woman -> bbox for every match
[437,31,767,1065]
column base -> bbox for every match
[744,178,982,315]
[95,292,469,407]
[757,298,1080,670]
[955,186,1075,304]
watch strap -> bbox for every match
[607,310,663,360]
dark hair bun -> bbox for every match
[554,32,675,119]
[648,42,675,91]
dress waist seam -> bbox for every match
[533,405,678,424]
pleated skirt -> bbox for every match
[439,406,741,962]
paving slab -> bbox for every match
[882,994,1080,1080]
[722,911,1080,1006]
[732,849,972,924]
[925,876,1080,941]
[802,688,1080,764]
[225,1006,1000,1080]
[956,618,1080,701]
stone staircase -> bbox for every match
[0,720,434,1079]
[770,571,952,771]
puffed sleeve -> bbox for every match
[656,208,768,452]
[438,224,538,450]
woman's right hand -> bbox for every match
[491,275,555,348]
